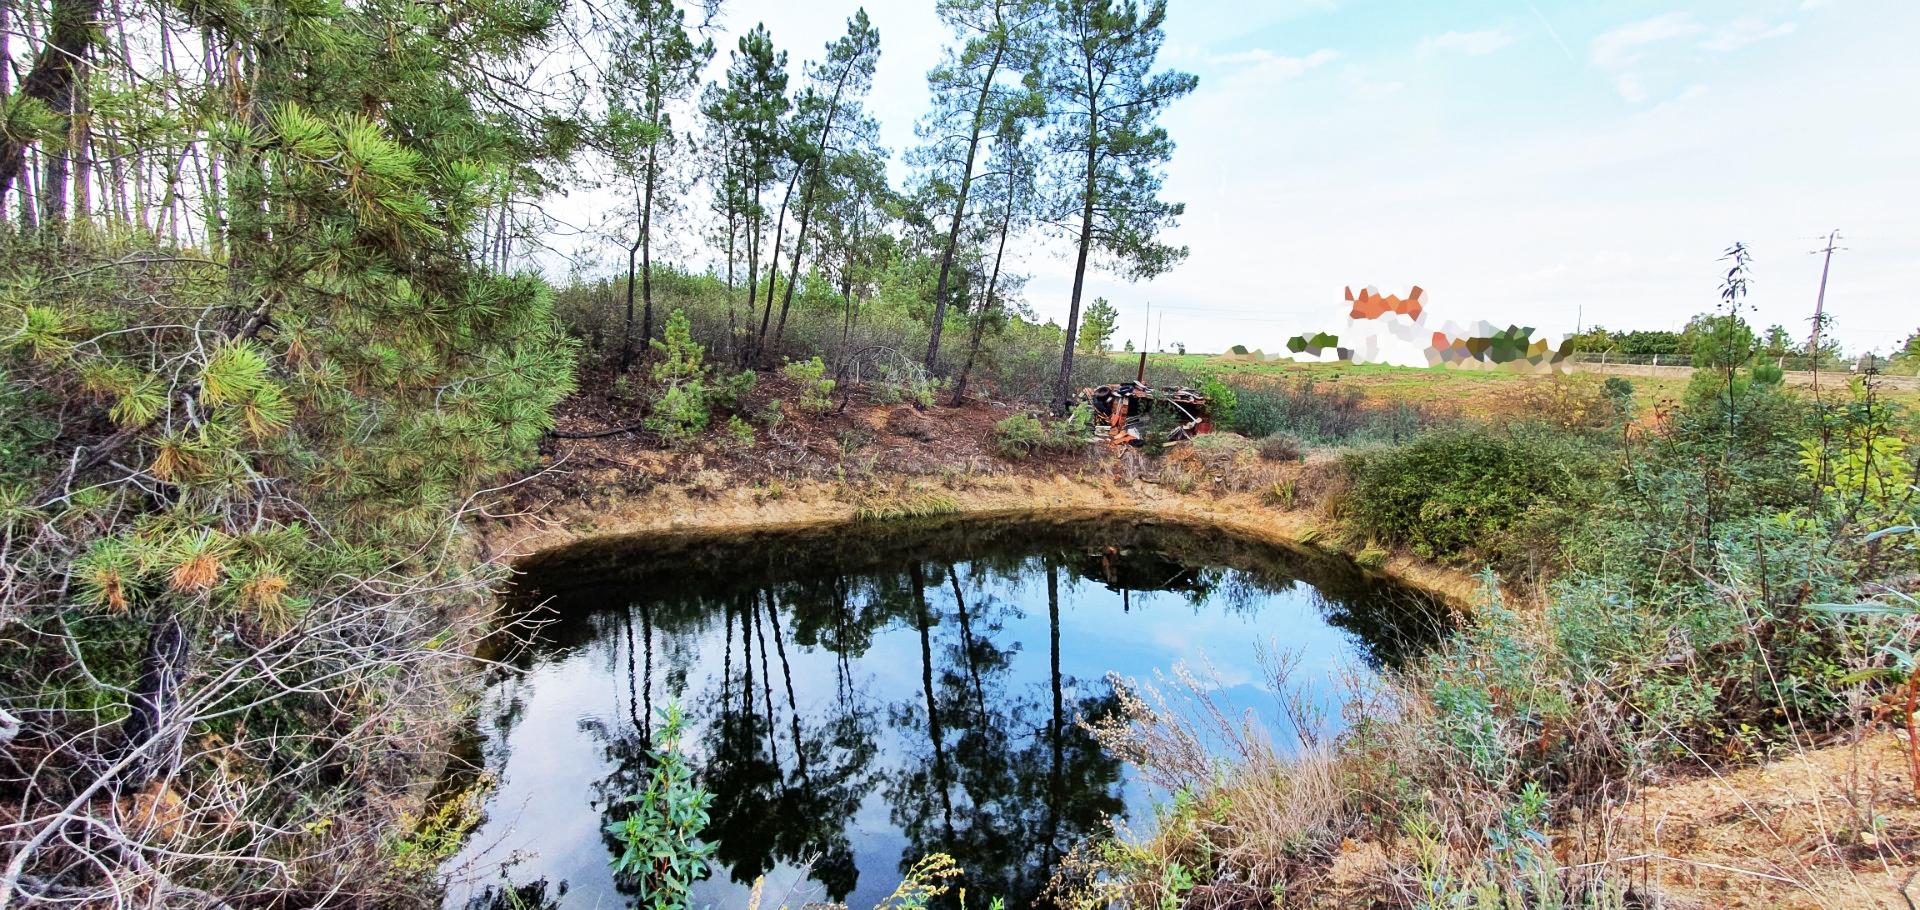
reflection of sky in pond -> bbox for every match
[441,524,1445,910]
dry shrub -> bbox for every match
[1256,434,1304,462]
[1496,374,1619,431]
[1187,433,1268,492]
[1292,454,1351,518]
[1054,656,1352,907]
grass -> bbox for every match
[1158,354,1920,417]
[1157,355,1695,419]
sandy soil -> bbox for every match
[1598,732,1920,909]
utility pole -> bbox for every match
[1142,300,1151,355]
[1156,312,1164,354]
[1808,229,1842,394]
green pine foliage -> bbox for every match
[0,0,581,901]
[646,309,714,442]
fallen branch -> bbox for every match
[549,422,651,440]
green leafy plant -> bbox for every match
[606,703,716,910]
[1194,374,1237,430]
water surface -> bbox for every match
[442,516,1448,909]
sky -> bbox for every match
[579,0,1919,356]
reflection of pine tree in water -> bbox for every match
[496,523,1449,907]
[700,592,876,899]
[887,559,1125,909]
[573,592,879,903]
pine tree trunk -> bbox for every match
[773,60,859,356]
[1055,136,1098,412]
[639,141,658,352]
[619,190,643,374]
[0,0,98,217]
[925,41,1004,374]
[953,164,1018,406]
[756,171,798,360]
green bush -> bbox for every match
[1342,427,1609,567]
[783,356,836,414]
[993,414,1048,459]
[645,310,711,444]
[1195,374,1237,430]
[993,408,1089,460]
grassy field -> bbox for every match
[1158,354,1919,418]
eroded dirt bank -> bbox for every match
[476,468,1486,608]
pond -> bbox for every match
[440,515,1452,910]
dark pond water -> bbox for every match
[441,516,1450,910]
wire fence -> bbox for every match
[1562,351,1875,372]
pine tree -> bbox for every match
[603,0,715,373]
[0,0,583,901]
[1041,0,1195,408]
[1077,296,1119,354]
[915,0,1049,372]
[952,108,1041,404]
[718,25,792,364]
[767,10,882,357]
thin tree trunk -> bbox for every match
[772,60,860,354]
[1054,88,1100,413]
[639,140,659,350]
[755,170,799,359]
[744,181,762,366]
[953,162,1018,406]
[619,190,643,374]
[71,67,92,227]
[925,39,1005,373]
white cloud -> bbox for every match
[1419,28,1517,57]
[1212,47,1340,81]
[1590,13,1705,68]
[1701,18,1798,53]
[1419,29,1513,57]
[1613,72,1648,102]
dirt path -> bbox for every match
[1605,733,1920,909]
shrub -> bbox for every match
[783,356,836,414]
[1256,433,1303,462]
[724,415,755,450]
[646,310,712,444]
[872,361,943,409]
[1342,427,1609,567]
[1601,377,1635,419]
[1194,374,1237,430]
[993,409,1088,460]
[1498,374,1620,431]
[993,414,1048,459]
[1229,378,1440,445]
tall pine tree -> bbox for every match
[1041,0,1194,408]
